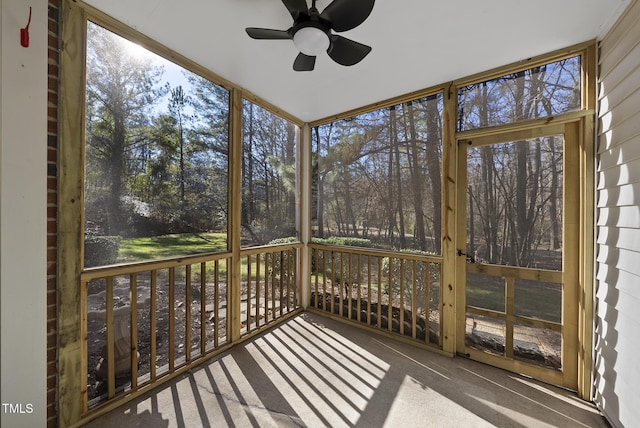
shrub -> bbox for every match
[264,237,299,281]
[84,235,121,268]
[312,236,372,248]
[310,237,372,283]
[267,236,299,245]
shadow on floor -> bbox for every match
[84,312,607,427]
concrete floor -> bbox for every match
[85,312,608,428]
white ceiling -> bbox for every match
[84,0,628,123]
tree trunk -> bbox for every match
[405,102,427,251]
[549,138,561,249]
[478,82,498,263]
[481,146,498,263]
[340,160,358,237]
[515,142,528,266]
[242,103,254,226]
[390,106,406,248]
[314,127,325,237]
[286,123,296,225]
[178,122,185,202]
[108,116,126,235]
[386,108,396,241]
[468,185,475,259]
[425,98,442,253]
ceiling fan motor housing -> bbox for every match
[292,20,331,56]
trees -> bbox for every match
[312,95,444,253]
[84,22,575,269]
[311,57,576,263]
[85,24,231,263]
[467,138,563,268]
[85,22,299,257]
[459,58,577,268]
[241,101,298,245]
[168,86,190,202]
[85,22,164,235]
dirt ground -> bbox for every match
[86,279,228,403]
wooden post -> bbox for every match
[229,88,243,342]
[443,82,459,356]
[299,124,312,309]
[505,277,515,359]
[563,121,581,390]
[577,43,596,400]
[58,1,86,424]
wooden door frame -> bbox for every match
[454,118,592,394]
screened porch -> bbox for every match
[56,2,598,425]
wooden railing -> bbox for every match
[308,244,443,348]
[81,243,301,411]
[241,245,299,334]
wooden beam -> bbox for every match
[58,0,86,424]
[456,111,591,143]
[310,84,448,129]
[454,40,596,87]
[466,263,563,283]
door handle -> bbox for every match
[457,249,476,263]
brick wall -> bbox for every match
[47,0,59,426]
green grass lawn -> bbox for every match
[117,232,292,281]
[118,232,227,262]
[466,273,562,323]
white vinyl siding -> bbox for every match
[595,0,640,426]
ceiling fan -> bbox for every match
[245,0,375,71]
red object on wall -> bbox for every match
[20,7,32,47]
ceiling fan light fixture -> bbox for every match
[293,26,330,56]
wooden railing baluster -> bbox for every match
[130,273,138,389]
[246,255,252,333]
[200,263,206,356]
[150,270,157,380]
[367,255,372,326]
[256,254,261,328]
[168,267,175,371]
[82,244,301,410]
[185,265,191,361]
[214,260,219,348]
[106,276,115,399]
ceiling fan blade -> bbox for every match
[328,35,371,66]
[282,0,309,20]
[293,53,316,71]
[320,0,375,32]
[245,28,291,40]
